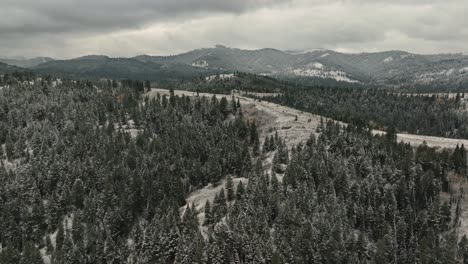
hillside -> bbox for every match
[149,88,468,150]
[1,76,467,263]
[167,72,292,94]
[32,55,218,81]
[135,46,468,88]
[0,62,25,74]
[10,46,467,88]
[0,57,54,68]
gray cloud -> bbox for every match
[1,0,467,58]
[0,0,287,34]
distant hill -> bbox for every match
[32,55,218,81]
[0,62,25,74]
[16,46,468,87]
[0,57,54,68]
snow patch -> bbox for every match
[320,53,330,58]
[40,248,51,264]
[291,68,359,83]
[459,67,468,73]
[312,62,324,69]
[445,68,455,75]
[191,60,209,68]
[383,57,393,63]
[258,73,272,76]
[417,68,457,83]
[182,177,249,213]
[205,73,234,81]
[180,176,249,228]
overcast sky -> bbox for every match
[1,0,467,58]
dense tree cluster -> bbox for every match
[194,122,467,263]
[0,78,256,263]
[256,87,468,139]
[0,74,467,263]
[167,72,287,95]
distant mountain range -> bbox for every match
[2,46,468,88]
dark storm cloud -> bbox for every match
[0,0,287,34]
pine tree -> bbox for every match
[204,200,212,226]
[271,172,279,192]
[231,96,237,113]
[236,181,245,200]
[253,137,260,157]
[459,235,468,263]
[226,176,234,201]
[72,210,84,243]
[4,133,14,160]
[71,178,85,209]
[45,235,54,254]
[263,137,270,154]
[55,224,65,251]
[220,97,229,115]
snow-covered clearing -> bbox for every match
[146,88,468,150]
[146,88,327,149]
[373,130,468,149]
[205,73,234,81]
[191,60,209,68]
[393,92,465,99]
[237,91,282,97]
[291,68,360,83]
[117,119,142,138]
[147,88,468,230]
[180,177,249,225]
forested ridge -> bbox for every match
[165,72,468,140]
[166,72,287,95]
[256,87,468,139]
[0,73,468,263]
